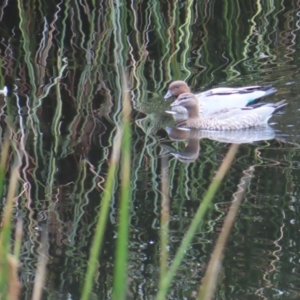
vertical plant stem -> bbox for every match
[7,255,21,300]
[159,156,170,285]
[0,152,20,298]
[32,228,48,300]
[13,218,23,259]
[0,134,10,200]
[81,128,123,300]
[156,144,239,300]
[113,77,132,300]
[198,166,254,300]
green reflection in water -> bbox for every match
[0,0,300,299]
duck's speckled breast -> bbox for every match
[186,114,266,130]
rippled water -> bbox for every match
[1,1,300,299]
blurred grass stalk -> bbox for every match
[81,75,131,300]
[156,144,239,300]
[198,166,254,300]
[32,228,48,300]
[112,77,132,300]
[80,123,122,300]
[0,136,22,300]
[159,156,170,286]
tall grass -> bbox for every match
[80,143,249,299]
[112,77,132,300]
[1,0,298,299]
[80,121,123,300]
[0,137,22,300]
[0,93,242,300]
[80,142,242,299]
[159,156,170,286]
[198,166,254,300]
[156,144,239,300]
[81,76,132,300]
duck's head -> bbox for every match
[164,81,191,99]
[170,93,199,117]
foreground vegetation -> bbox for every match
[0,0,299,299]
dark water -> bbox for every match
[1,0,300,299]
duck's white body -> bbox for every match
[164,81,277,116]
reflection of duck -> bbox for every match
[164,81,277,115]
[165,126,276,144]
[163,126,277,163]
[167,138,200,163]
[169,93,287,130]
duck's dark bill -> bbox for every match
[164,91,173,99]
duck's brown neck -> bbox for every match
[185,102,200,118]
[175,102,200,127]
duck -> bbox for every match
[164,81,277,115]
[162,126,277,163]
[169,93,287,130]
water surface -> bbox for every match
[1,1,300,299]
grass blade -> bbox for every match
[81,126,123,300]
[159,155,170,286]
[32,228,48,300]
[113,78,132,300]
[0,167,21,299]
[156,144,239,300]
[198,166,254,300]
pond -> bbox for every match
[1,0,300,299]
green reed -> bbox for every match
[197,165,253,300]
[4,0,297,299]
[80,125,123,300]
[112,78,132,300]
[159,156,171,285]
[81,76,131,300]
[156,144,239,300]
[0,137,22,300]
[80,136,240,300]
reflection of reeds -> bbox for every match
[81,141,244,299]
[0,126,244,300]
[2,0,300,299]
[198,165,254,300]
[81,74,131,300]
[156,144,239,300]
[80,115,123,299]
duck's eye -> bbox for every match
[175,86,179,89]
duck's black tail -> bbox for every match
[272,99,287,114]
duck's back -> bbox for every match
[196,86,277,115]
